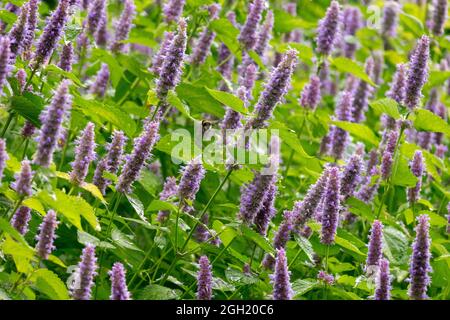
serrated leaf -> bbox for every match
[330,57,376,86]
[205,87,247,114]
[414,109,450,136]
[31,269,70,300]
[137,284,180,300]
[369,98,401,120]
[10,93,46,127]
[241,225,274,254]
[209,19,241,61]
[292,279,319,297]
[332,121,379,146]
[111,228,142,251]
[45,65,84,87]
[295,235,315,264]
[147,199,178,212]
[55,171,105,203]
[335,236,365,256]
[126,193,147,223]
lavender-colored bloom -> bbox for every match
[247,49,298,129]
[190,5,220,66]
[72,244,98,300]
[34,80,72,167]
[0,36,12,94]
[92,157,109,194]
[316,0,341,56]
[90,63,110,97]
[197,255,212,300]
[109,262,131,300]
[11,206,32,235]
[431,0,448,36]
[340,154,363,200]
[163,0,185,23]
[106,130,126,174]
[317,270,334,285]
[381,1,399,38]
[380,130,398,180]
[8,4,29,59]
[178,159,205,202]
[352,57,374,123]
[238,0,265,50]
[0,139,8,185]
[156,176,178,222]
[320,167,340,245]
[58,43,74,72]
[433,103,446,145]
[95,8,109,46]
[342,7,361,58]
[22,0,39,60]
[254,10,274,60]
[273,210,294,250]
[372,51,384,86]
[329,91,353,159]
[404,36,430,110]
[87,0,106,35]
[435,144,447,159]
[116,120,160,194]
[375,258,391,300]
[151,32,174,76]
[194,213,210,243]
[407,150,424,205]
[409,215,432,300]
[156,19,187,99]
[365,220,383,271]
[17,69,27,94]
[36,210,58,260]
[254,181,277,236]
[293,167,330,228]
[33,0,71,68]
[239,62,257,102]
[271,248,293,300]
[20,121,35,138]
[357,173,380,203]
[386,63,406,104]
[12,159,34,197]
[299,75,321,110]
[217,42,233,84]
[110,0,136,53]
[69,123,96,185]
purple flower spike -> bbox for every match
[248,49,298,129]
[382,1,400,38]
[72,244,98,300]
[352,57,374,123]
[197,255,212,300]
[156,19,187,99]
[431,0,448,36]
[106,130,127,174]
[116,120,159,194]
[365,220,383,271]
[404,36,430,110]
[95,8,109,46]
[12,159,34,197]
[271,248,293,300]
[34,80,72,167]
[340,154,363,200]
[69,122,96,186]
[0,139,8,185]
[92,157,109,195]
[273,210,294,250]
[342,7,361,59]
[375,258,391,300]
[163,0,186,23]
[151,32,174,76]
[255,10,274,60]
[407,150,425,205]
[254,180,277,236]
[33,0,71,68]
[109,262,131,300]
[238,0,265,50]
[90,63,110,97]
[316,0,341,56]
[318,270,334,285]
[36,210,59,260]
[156,176,178,222]
[329,91,353,160]
[320,166,340,245]
[87,0,106,35]
[409,215,432,300]
[380,130,398,180]
[178,158,206,202]
[11,206,32,235]
[8,4,29,59]
[59,43,74,72]
[300,75,321,111]
[0,36,12,94]
[110,0,136,53]
[22,0,39,60]
[386,63,406,104]
[17,69,27,94]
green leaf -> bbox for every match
[0,10,17,24]
[205,87,247,114]
[55,171,106,203]
[176,83,225,117]
[413,109,450,136]
[213,220,236,247]
[1,235,36,273]
[0,218,29,246]
[369,98,401,120]
[241,225,274,254]
[167,90,195,120]
[419,210,448,227]
[126,193,147,223]
[383,226,409,265]
[147,199,178,212]
[331,121,379,146]
[225,268,258,285]
[390,153,418,187]
[77,230,115,249]
[45,65,85,87]
[10,93,46,127]
[137,284,180,300]
[273,9,316,33]
[209,19,241,61]
[31,269,70,300]
[399,12,424,37]
[292,279,319,298]
[330,57,376,86]
[111,228,142,252]
[295,235,316,264]
[425,71,450,90]
[335,236,366,256]
[247,50,266,70]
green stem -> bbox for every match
[324,244,330,300]
[118,77,141,106]
[1,113,14,138]
[21,139,30,160]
